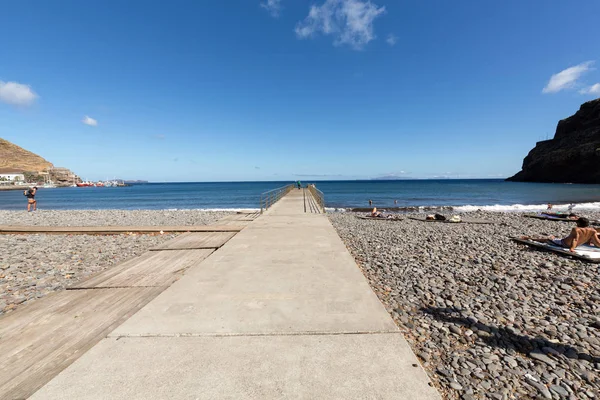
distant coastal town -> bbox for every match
[0,138,147,190]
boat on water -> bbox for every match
[75,179,128,187]
[76,181,94,187]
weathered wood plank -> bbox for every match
[0,225,244,234]
[149,232,236,251]
[0,287,163,400]
[218,219,253,226]
[70,249,214,288]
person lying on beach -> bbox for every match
[367,208,399,219]
[522,218,600,252]
[541,212,579,220]
[370,208,382,217]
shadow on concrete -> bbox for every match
[420,306,599,363]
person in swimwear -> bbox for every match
[23,186,37,212]
[523,218,600,252]
[370,207,382,217]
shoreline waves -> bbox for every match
[329,201,600,213]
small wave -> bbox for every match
[325,207,347,212]
[454,202,600,213]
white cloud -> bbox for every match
[261,0,282,17]
[0,81,38,106]
[295,0,385,50]
[386,33,397,46]
[542,61,594,93]
[82,116,98,126]
[579,83,600,95]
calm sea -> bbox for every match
[1,180,600,212]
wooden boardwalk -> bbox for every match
[0,225,244,234]
[149,232,236,251]
[0,212,254,399]
[69,249,215,289]
[0,287,163,400]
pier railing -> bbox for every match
[260,184,295,213]
[307,184,325,212]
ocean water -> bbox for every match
[0,180,599,212]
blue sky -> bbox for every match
[1,0,599,182]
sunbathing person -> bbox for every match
[541,212,579,219]
[523,218,600,252]
[369,207,382,217]
[367,208,399,219]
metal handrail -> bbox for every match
[307,184,325,212]
[260,184,296,213]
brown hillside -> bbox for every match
[0,138,54,172]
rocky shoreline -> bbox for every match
[329,211,599,399]
[0,210,233,316]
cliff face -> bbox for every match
[0,138,54,172]
[0,138,80,185]
[507,98,600,184]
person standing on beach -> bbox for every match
[23,187,37,212]
[369,199,373,206]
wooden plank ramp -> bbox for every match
[150,232,236,251]
[0,225,244,235]
[0,287,164,400]
[70,249,215,289]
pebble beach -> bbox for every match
[329,211,600,399]
[0,210,232,316]
[1,207,598,398]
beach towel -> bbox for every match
[512,237,600,263]
[357,215,402,221]
[407,216,493,225]
[524,213,576,222]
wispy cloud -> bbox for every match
[151,134,166,140]
[82,116,98,126]
[261,0,282,17]
[542,61,594,93]
[0,81,38,106]
[386,33,397,46]
[295,0,385,50]
[579,83,600,95]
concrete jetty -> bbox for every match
[31,190,440,399]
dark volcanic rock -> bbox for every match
[508,98,600,183]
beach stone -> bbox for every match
[530,352,556,367]
[549,385,569,397]
[449,325,461,335]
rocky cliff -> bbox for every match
[507,98,600,184]
[0,138,54,172]
[0,138,80,185]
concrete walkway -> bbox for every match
[32,190,440,399]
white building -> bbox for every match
[0,168,25,182]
